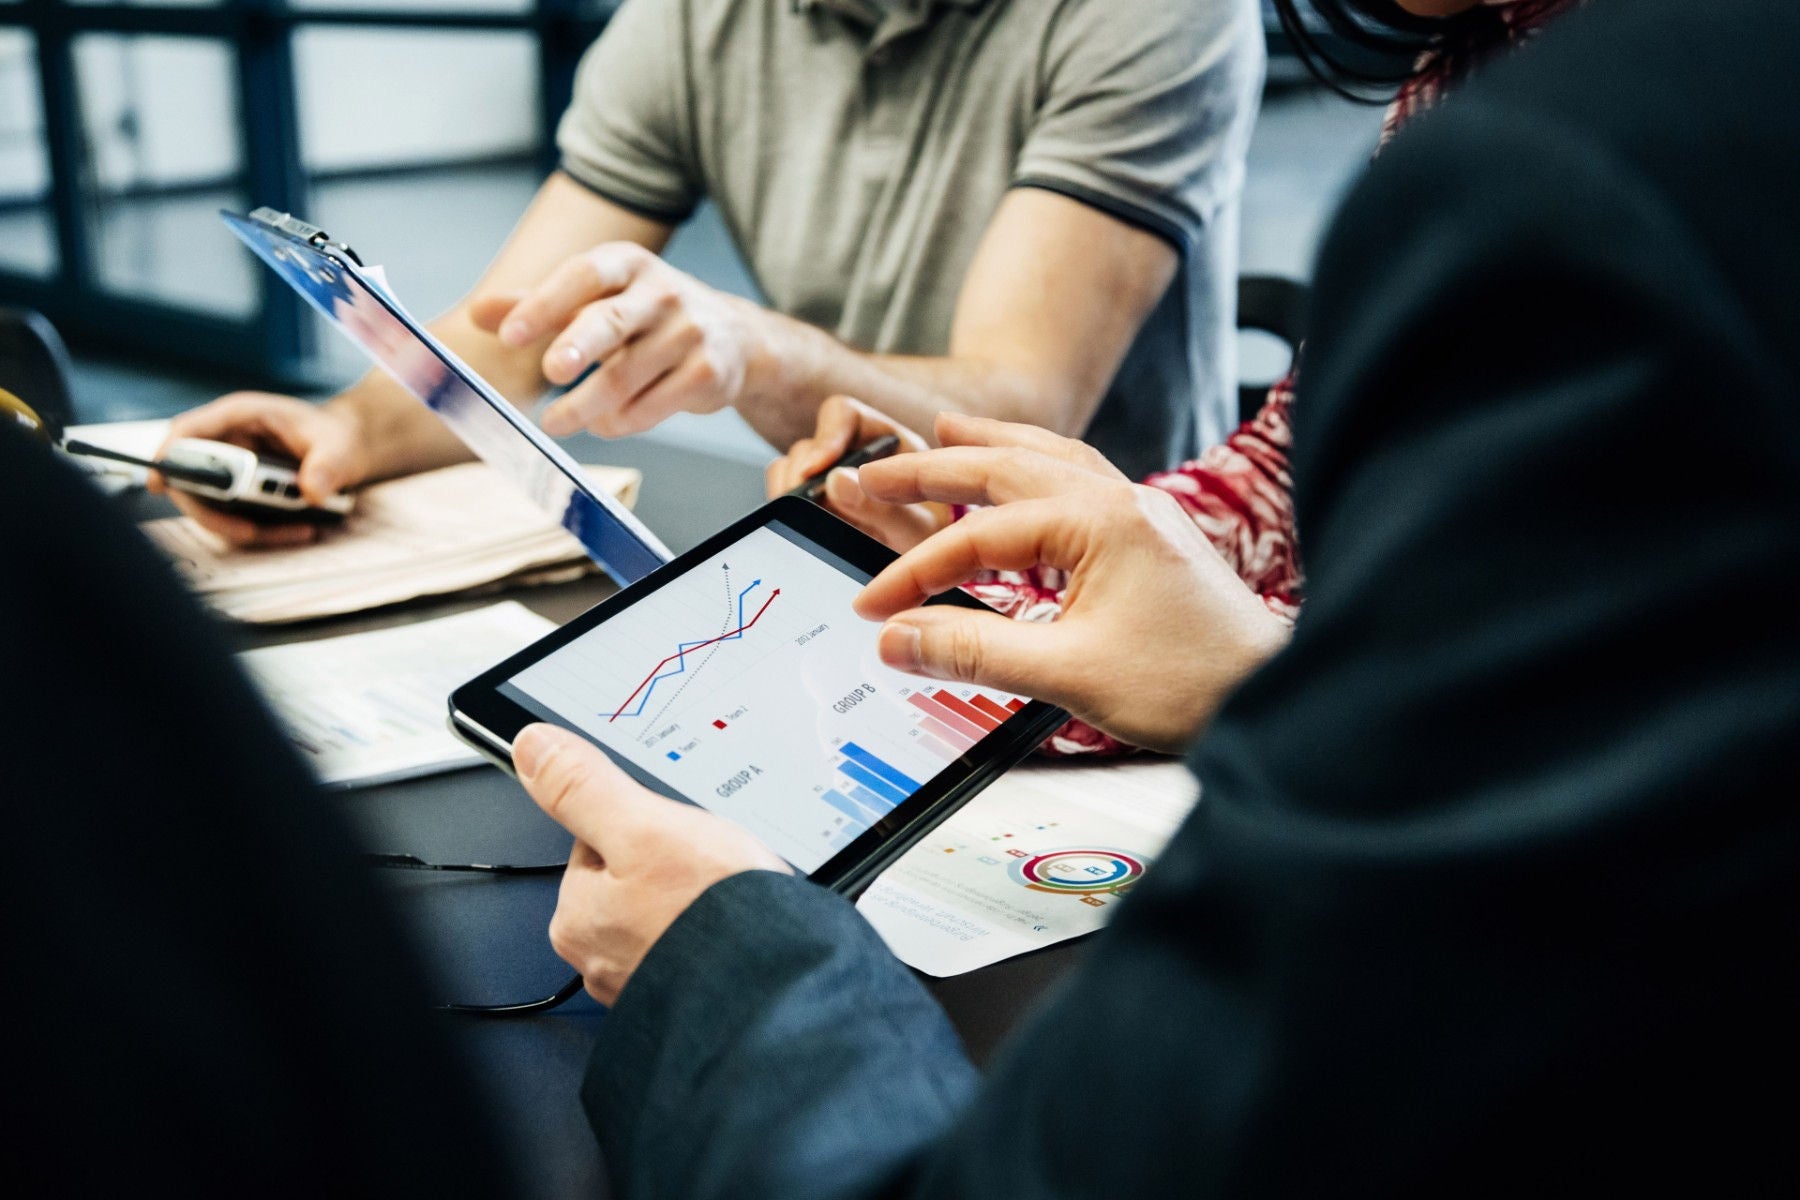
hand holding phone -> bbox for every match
[63,435,354,522]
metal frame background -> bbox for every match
[0,0,612,383]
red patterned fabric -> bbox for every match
[1381,0,1584,146]
[969,0,1581,757]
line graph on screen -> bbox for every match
[607,566,782,723]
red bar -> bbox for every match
[968,694,1012,725]
[1005,698,1025,712]
[931,690,1003,733]
[908,691,986,742]
[919,714,976,752]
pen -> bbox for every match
[784,434,902,502]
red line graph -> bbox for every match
[607,589,782,722]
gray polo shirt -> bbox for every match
[559,0,1264,477]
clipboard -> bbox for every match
[223,207,673,586]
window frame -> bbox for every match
[0,0,611,381]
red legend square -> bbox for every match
[712,719,728,729]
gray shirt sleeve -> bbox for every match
[555,0,701,221]
[1013,0,1265,250]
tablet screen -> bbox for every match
[496,520,1030,873]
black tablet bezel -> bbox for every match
[449,495,1068,897]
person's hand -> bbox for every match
[763,396,945,551]
[852,439,1290,754]
[766,404,1129,553]
[471,243,773,440]
[514,723,793,1006]
[149,393,369,547]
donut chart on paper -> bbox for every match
[1009,847,1147,895]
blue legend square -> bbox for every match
[666,751,681,762]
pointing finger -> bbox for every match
[857,444,1117,510]
[498,242,656,348]
[933,412,1126,482]
[540,281,680,389]
[468,291,525,335]
[853,497,1099,619]
[876,605,1064,700]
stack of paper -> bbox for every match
[144,460,639,623]
[859,758,1200,976]
[237,601,556,788]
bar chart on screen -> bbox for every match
[502,524,1029,873]
[902,686,1027,759]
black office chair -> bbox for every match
[0,308,77,437]
[1236,274,1309,425]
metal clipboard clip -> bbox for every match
[247,206,365,267]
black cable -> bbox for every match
[360,852,567,876]
[363,853,581,1015]
[437,974,586,1018]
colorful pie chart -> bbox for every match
[1010,847,1147,895]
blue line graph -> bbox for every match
[610,578,764,720]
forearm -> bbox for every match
[327,172,674,481]
[731,186,1178,454]
[742,309,1092,453]
[322,306,555,481]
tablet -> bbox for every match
[449,496,1067,896]
[222,208,672,585]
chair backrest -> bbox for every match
[0,308,77,437]
[1236,275,1309,425]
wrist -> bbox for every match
[736,298,799,400]
[325,382,466,482]
[1195,611,1291,739]
[735,302,833,447]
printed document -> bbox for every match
[859,757,1199,976]
[237,601,556,788]
[145,460,638,623]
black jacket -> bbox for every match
[0,440,511,1189]
[582,1,1800,1195]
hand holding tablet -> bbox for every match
[510,723,794,1006]
[449,496,1066,898]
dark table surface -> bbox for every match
[168,430,1083,1199]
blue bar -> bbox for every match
[839,742,923,794]
[849,786,899,821]
[839,760,907,807]
[821,789,874,829]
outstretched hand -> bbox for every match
[851,425,1289,754]
[470,243,771,440]
[514,724,791,1006]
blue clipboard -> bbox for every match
[223,207,673,585]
